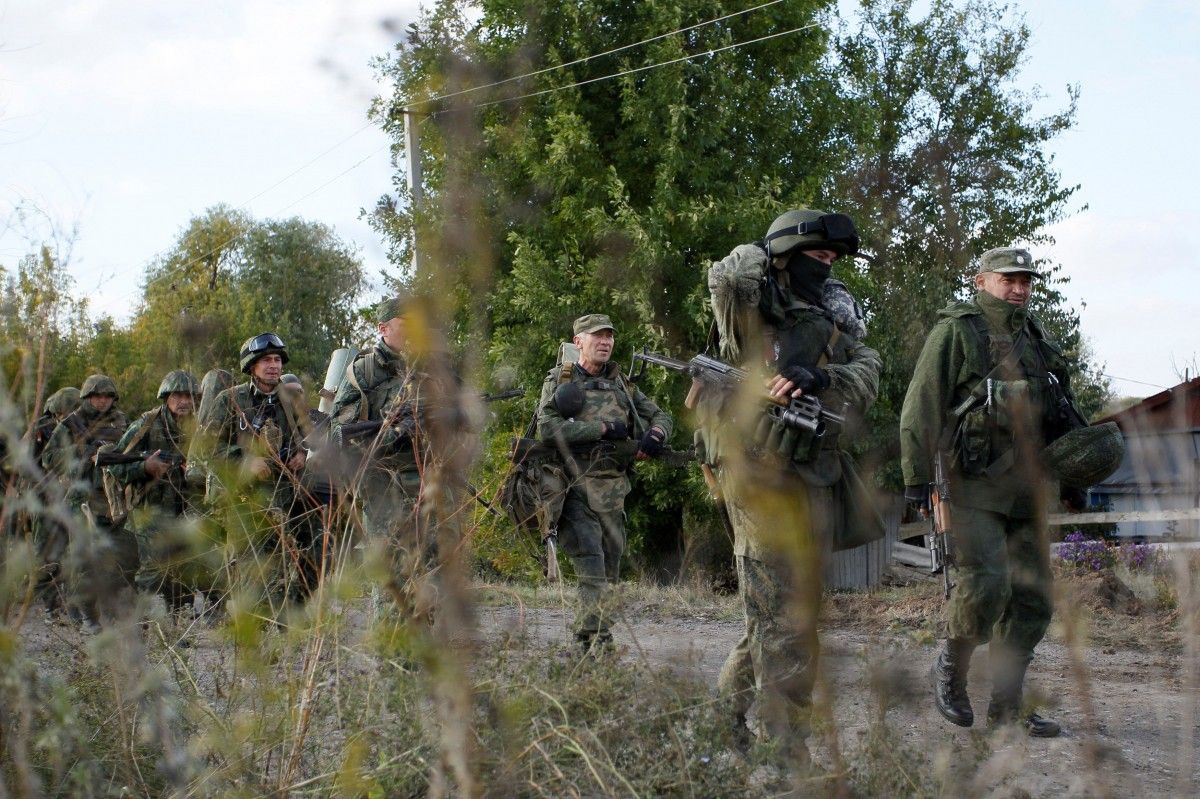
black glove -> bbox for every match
[602,420,629,440]
[779,365,830,394]
[638,427,666,457]
[904,485,931,513]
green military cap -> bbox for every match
[374,292,413,324]
[573,314,615,336]
[978,247,1038,275]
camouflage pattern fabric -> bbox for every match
[196,381,321,600]
[947,505,1052,658]
[707,243,867,366]
[41,402,136,621]
[110,405,211,610]
[535,360,672,641]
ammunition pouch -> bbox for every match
[955,405,992,477]
[499,437,568,536]
[751,408,822,465]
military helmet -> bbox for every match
[280,373,302,387]
[1041,422,1125,489]
[45,386,81,417]
[80,374,119,400]
[200,368,234,399]
[764,209,860,258]
[238,332,289,373]
[157,369,200,400]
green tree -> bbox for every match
[125,206,368,407]
[372,0,843,570]
[830,0,1110,477]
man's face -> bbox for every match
[87,394,114,413]
[165,391,194,416]
[975,271,1034,306]
[574,328,614,368]
[801,248,839,266]
[251,353,284,387]
[379,316,407,351]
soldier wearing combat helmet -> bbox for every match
[535,313,672,654]
[41,374,135,628]
[194,333,319,601]
[701,209,882,762]
[901,246,1091,738]
[109,369,207,614]
[24,386,81,611]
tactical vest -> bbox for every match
[228,383,308,459]
[343,345,423,476]
[62,407,128,519]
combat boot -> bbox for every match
[987,650,1061,738]
[932,638,975,727]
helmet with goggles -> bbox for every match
[764,209,860,258]
[238,332,289,374]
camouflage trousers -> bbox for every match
[65,517,140,623]
[360,472,438,622]
[947,505,1053,657]
[717,469,827,742]
[558,481,626,641]
[130,509,224,613]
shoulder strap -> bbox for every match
[938,319,1030,450]
[558,361,574,384]
[816,324,841,369]
[121,408,160,454]
[344,357,370,421]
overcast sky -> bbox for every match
[1,0,1197,396]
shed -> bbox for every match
[1091,377,1200,539]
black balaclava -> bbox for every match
[784,250,832,306]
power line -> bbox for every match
[403,0,788,110]
[1104,373,1168,390]
[462,21,821,112]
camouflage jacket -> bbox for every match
[708,243,867,364]
[109,405,198,515]
[536,360,673,489]
[899,292,1077,517]
[328,340,427,478]
[41,404,129,516]
[194,382,310,487]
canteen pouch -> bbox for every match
[956,405,991,477]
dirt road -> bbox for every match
[478,600,1197,797]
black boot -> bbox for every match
[987,651,1061,738]
[932,638,975,727]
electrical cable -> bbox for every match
[402,0,788,110]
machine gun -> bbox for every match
[928,450,954,600]
[627,349,844,436]
[95,450,186,470]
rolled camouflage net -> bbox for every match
[1041,421,1124,489]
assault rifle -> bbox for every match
[95,450,185,470]
[927,450,953,599]
[335,388,526,445]
[627,349,844,436]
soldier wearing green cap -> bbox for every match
[701,209,882,762]
[41,374,135,628]
[900,245,1087,738]
[535,313,672,654]
[109,369,209,614]
[194,333,320,602]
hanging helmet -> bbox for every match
[80,374,119,399]
[280,373,302,387]
[157,369,200,400]
[200,368,234,400]
[1041,422,1125,489]
[45,386,81,417]
[238,332,289,373]
[764,209,860,258]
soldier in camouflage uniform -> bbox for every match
[109,370,206,614]
[28,386,81,610]
[196,333,319,602]
[901,247,1079,738]
[41,374,135,628]
[328,295,449,610]
[702,210,881,760]
[535,314,672,653]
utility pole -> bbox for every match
[403,107,424,275]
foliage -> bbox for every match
[1057,531,1166,573]
[830,0,1110,480]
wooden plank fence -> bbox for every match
[824,497,903,590]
